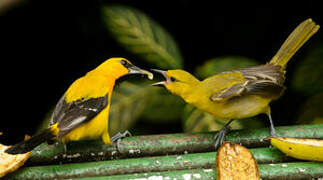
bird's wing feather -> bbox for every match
[49,94,108,138]
[210,64,286,102]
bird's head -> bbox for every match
[94,58,153,80]
[152,69,200,98]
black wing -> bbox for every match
[210,64,286,101]
[49,94,108,139]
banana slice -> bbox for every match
[216,142,260,180]
[270,136,323,162]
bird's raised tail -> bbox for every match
[5,128,55,154]
[270,18,319,69]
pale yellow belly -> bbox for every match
[193,95,271,122]
[61,108,109,143]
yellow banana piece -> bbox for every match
[216,142,260,180]
[270,137,323,162]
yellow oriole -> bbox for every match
[152,19,319,147]
[6,58,153,154]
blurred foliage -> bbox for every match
[182,105,265,132]
[109,81,153,134]
[0,0,25,15]
[195,56,259,79]
[291,44,323,95]
[103,5,183,69]
[140,90,186,123]
[102,5,186,134]
[296,93,323,125]
[183,104,224,132]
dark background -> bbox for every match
[1,0,322,144]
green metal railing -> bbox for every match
[4,124,323,180]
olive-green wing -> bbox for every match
[210,64,286,102]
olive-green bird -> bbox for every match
[152,19,319,148]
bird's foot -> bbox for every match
[214,122,233,150]
[111,130,132,142]
[111,130,132,152]
[63,144,68,154]
[270,127,277,137]
[267,113,277,137]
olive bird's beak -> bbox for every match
[151,69,169,86]
[128,65,154,80]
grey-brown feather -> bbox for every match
[211,64,286,101]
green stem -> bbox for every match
[28,124,323,165]
[5,147,298,180]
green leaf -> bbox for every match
[195,56,259,79]
[109,81,154,135]
[291,44,323,95]
[140,89,186,123]
[182,104,264,133]
[103,5,183,69]
[110,83,186,134]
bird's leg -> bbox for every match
[111,130,132,142]
[265,107,277,137]
[63,144,67,154]
[214,119,235,150]
[111,130,132,152]
[267,113,277,137]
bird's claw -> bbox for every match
[270,128,277,137]
[111,130,132,152]
[214,125,231,150]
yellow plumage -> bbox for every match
[270,19,320,68]
[164,70,272,121]
[54,58,127,144]
[6,57,153,154]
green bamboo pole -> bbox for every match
[28,140,118,165]
[74,162,323,180]
[78,169,216,180]
[5,147,297,180]
[28,124,323,165]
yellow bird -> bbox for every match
[6,58,153,154]
[152,19,319,147]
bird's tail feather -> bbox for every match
[5,128,55,154]
[269,18,319,68]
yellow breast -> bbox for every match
[190,90,271,122]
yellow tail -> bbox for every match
[270,18,319,68]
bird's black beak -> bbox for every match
[151,69,169,86]
[127,65,153,80]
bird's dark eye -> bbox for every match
[120,60,132,68]
[170,77,177,82]
[120,60,127,65]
